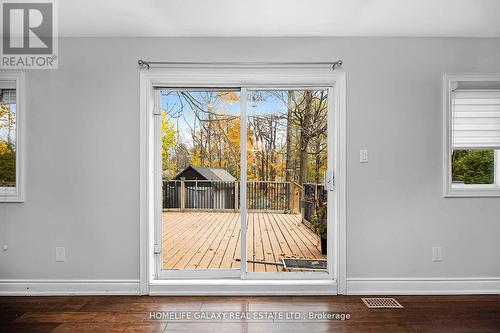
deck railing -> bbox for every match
[163,180,302,213]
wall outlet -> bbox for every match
[2,245,7,251]
[432,246,442,262]
[360,149,369,163]
[55,247,66,262]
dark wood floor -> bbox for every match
[1,295,499,332]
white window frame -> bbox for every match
[0,71,25,202]
[139,66,346,295]
[443,73,500,197]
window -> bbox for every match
[0,72,24,202]
[444,74,500,196]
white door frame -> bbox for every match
[139,66,346,295]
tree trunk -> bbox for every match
[299,147,308,187]
[207,110,213,167]
[314,137,321,184]
[269,116,278,181]
[298,91,313,187]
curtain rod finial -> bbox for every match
[138,60,150,69]
[332,60,343,70]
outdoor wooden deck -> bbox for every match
[162,211,325,272]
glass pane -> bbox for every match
[452,149,495,185]
[246,89,329,273]
[0,83,16,188]
[160,90,241,271]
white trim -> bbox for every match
[156,85,336,280]
[0,279,140,296]
[149,279,337,296]
[239,88,248,280]
[244,272,330,280]
[139,71,153,295]
[139,65,347,294]
[334,72,347,294]
[153,90,164,279]
[495,150,500,186]
[443,73,500,197]
[347,277,500,295]
[326,86,335,281]
[158,270,241,280]
[0,71,25,202]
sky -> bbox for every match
[160,89,328,149]
[160,90,291,148]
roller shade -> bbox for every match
[452,89,500,149]
[0,89,16,104]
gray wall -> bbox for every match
[1,37,499,281]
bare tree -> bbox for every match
[274,90,328,186]
[248,114,283,181]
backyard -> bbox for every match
[159,88,330,272]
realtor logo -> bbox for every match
[1,0,58,69]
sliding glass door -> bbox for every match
[156,88,242,278]
[245,89,330,277]
[155,86,333,279]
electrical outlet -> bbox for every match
[360,149,368,163]
[2,245,7,251]
[432,246,442,262]
[55,247,66,262]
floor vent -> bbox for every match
[362,298,403,309]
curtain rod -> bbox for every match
[137,59,342,70]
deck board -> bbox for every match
[162,211,325,272]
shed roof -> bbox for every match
[174,166,236,182]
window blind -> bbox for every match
[0,89,16,104]
[452,89,500,149]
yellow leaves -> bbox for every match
[0,104,15,130]
[217,91,239,103]
[161,114,178,177]
[161,121,169,133]
[0,141,12,155]
[190,147,202,167]
[226,120,240,145]
[161,112,177,143]
[0,104,7,114]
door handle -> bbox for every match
[324,170,334,191]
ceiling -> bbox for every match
[59,0,500,37]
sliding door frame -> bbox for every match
[242,85,335,281]
[139,66,346,295]
[154,88,243,280]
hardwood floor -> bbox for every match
[162,211,325,271]
[1,295,499,332]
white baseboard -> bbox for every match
[149,279,338,295]
[2,278,498,296]
[0,279,141,295]
[347,277,500,295]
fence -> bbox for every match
[163,180,301,213]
